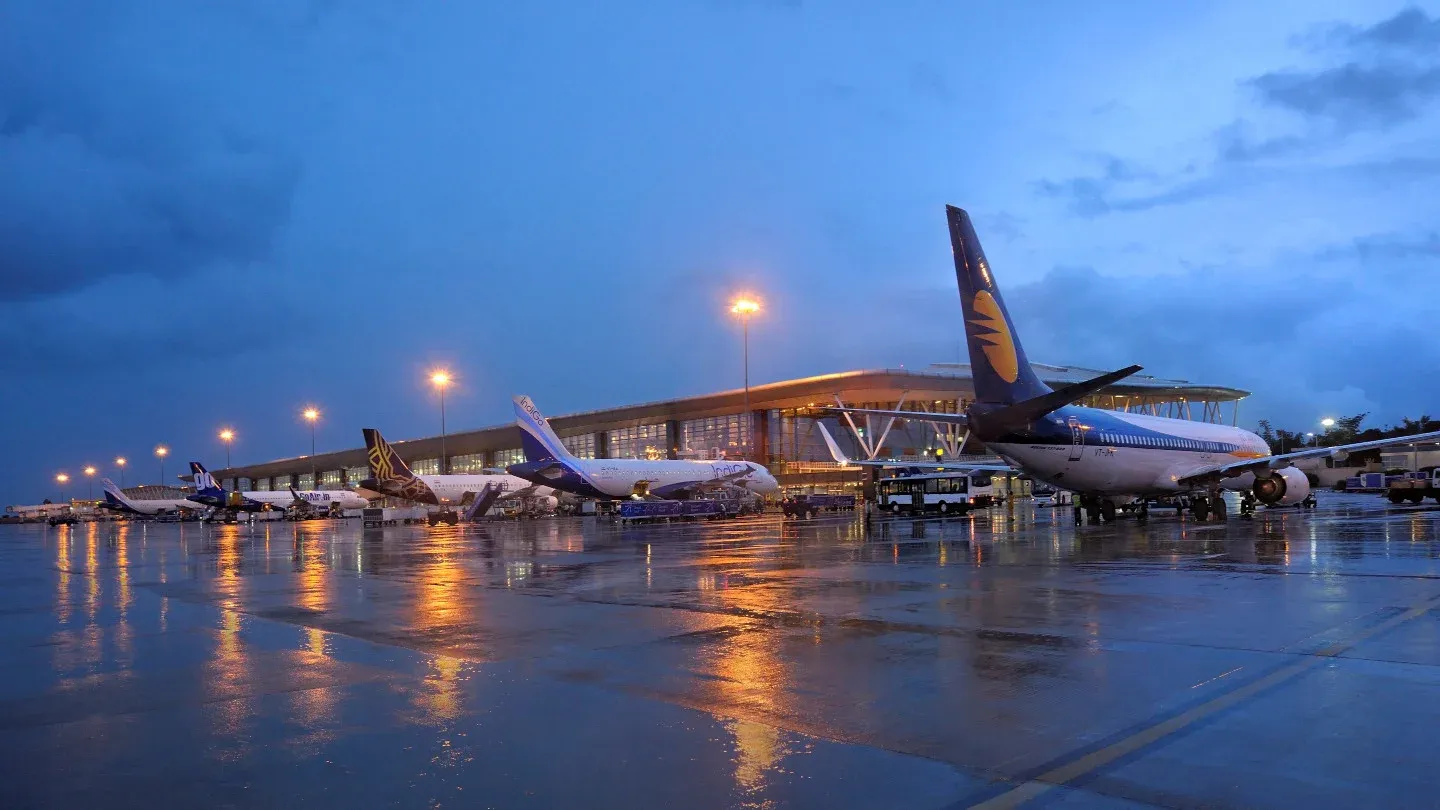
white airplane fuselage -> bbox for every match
[519,458,780,500]
[986,406,1271,498]
[408,473,554,505]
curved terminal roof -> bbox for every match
[214,362,1249,481]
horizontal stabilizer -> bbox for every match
[976,365,1143,434]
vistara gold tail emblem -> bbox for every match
[969,290,1019,383]
[369,438,395,479]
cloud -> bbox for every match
[1004,260,1440,425]
[0,4,300,303]
[908,62,953,103]
[1327,5,1440,54]
[1248,62,1440,128]
[1251,7,1440,130]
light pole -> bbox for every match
[219,429,235,469]
[303,408,320,480]
[730,296,760,460]
[56,472,69,504]
[83,466,96,500]
[430,371,452,474]
[115,457,127,489]
[154,445,168,487]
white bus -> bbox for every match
[876,471,996,516]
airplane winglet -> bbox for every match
[815,422,852,465]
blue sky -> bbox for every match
[4,0,1439,503]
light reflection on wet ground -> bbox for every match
[2,493,1440,808]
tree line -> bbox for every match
[1256,413,1440,463]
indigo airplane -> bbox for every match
[830,205,1440,521]
[186,462,369,512]
[508,396,780,500]
[98,478,205,516]
[358,428,558,509]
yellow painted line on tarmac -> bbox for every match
[969,593,1440,809]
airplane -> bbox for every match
[359,428,559,509]
[97,478,206,516]
[186,462,370,512]
[814,421,1012,473]
[506,395,781,500]
[826,205,1440,522]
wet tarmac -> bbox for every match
[3,493,1440,808]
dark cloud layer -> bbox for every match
[1252,7,1440,129]
[0,4,299,302]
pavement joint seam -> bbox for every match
[950,590,1440,809]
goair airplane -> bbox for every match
[98,478,205,516]
[830,205,1440,521]
[359,428,559,509]
[507,395,781,500]
[186,462,370,512]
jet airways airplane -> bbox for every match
[829,205,1440,521]
[186,462,370,512]
[359,428,558,508]
[98,479,205,516]
[507,396,780,500]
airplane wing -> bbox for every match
[1177,430,1440,487]
[815,422,1011,472]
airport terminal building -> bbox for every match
[215,362,1249,498]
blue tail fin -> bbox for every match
[947,205,1051,404]
[513,396,573,463]
[189,461,225,497]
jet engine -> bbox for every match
[534,495,559,511]
[1252,467,1310,506]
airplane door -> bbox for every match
[1067,417,1084,461]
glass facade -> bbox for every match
[450,453,486,473]
[255,478,272,491]
[768,400,966,463]
[298,473,315,489]
[319,470,342,489]
[237,478,251,490]
[410,458,440,475]
[273,474,293,489]
[606,424,667,459]
[680,414,750,459]
[344,466,368,485]
[562,433,597,459]
[493,448,525,467]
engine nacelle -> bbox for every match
[1252,467,1311,506]
[534,495,559,511]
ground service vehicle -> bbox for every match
[1387,470,1440,504]
[877,472,992,516]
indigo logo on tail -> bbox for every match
[968,290,1018,384]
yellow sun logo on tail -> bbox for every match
[969,290,1019,383]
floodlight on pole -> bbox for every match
[219,428,235,469]
[430,370,452,474]
[115,457,127,488]
[154,445,168,486]
[729,296,761,461]
[303,408,320,479]
[83,465,96,499]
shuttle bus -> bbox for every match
[876,471,995,516]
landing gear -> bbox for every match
[1100,501,1118,522]
[1192,497,1210,522]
